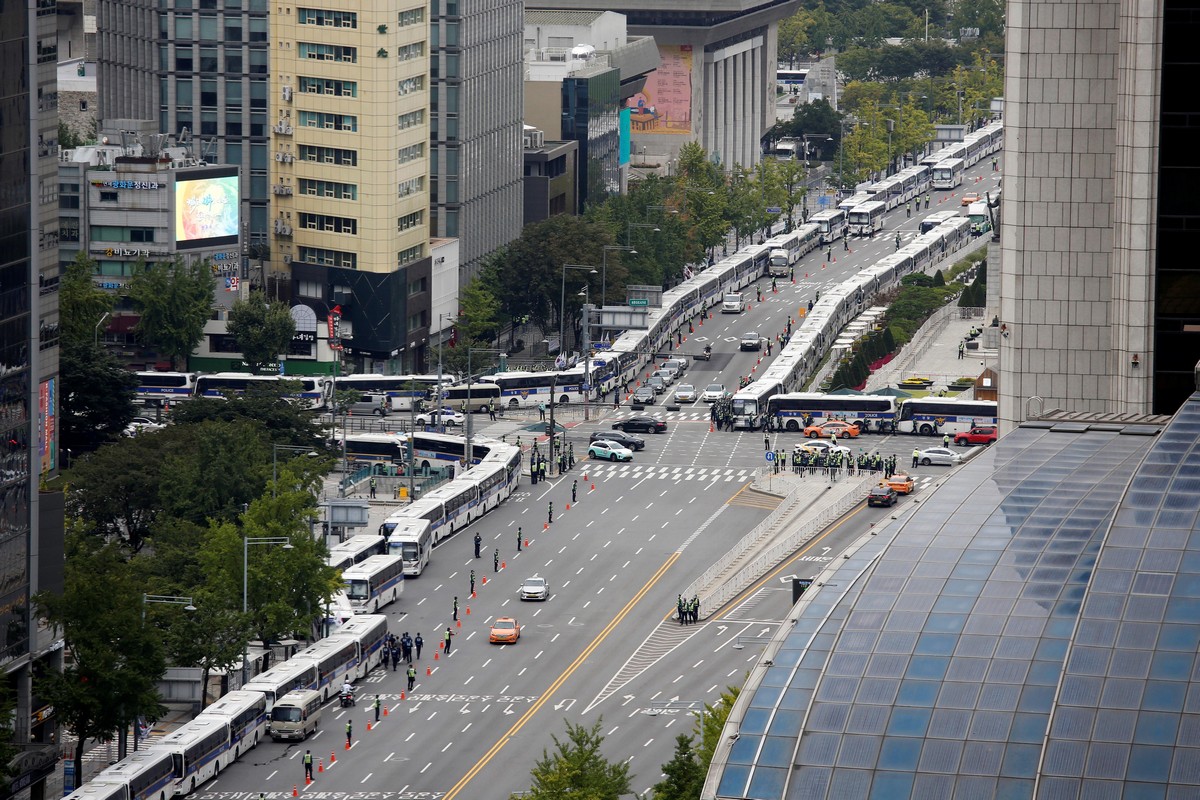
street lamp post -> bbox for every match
[559,264,597,359]
[577,286,592,421]
[601,245,634,308]
[137,594,195,754]
[242,536,293,683]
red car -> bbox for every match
[954,426,998,446]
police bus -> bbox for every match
[153,717,233,796]
[337,554,405,616]
[331,614,390,672]
[134,372,196,407]
[766,392,898,432]
[325,534,388,571]
[197,690,268,758]
[847,201,888,237]
[242,658,320,708]
[919,210,961,234]
[78,750,176,800]
[895,398,998,436]
[931,157,965,190]
[809,209,848,244]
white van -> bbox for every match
[348,393,389,417]
[269,689,322,741]
[722,293,745,314]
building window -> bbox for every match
[298,8,357,27]
[397,110,424,130]
[297,280,323,298]
[398,7,424,26]
[397,176,424,198]
[397,211,423,232]
[298,111,356,131]
[299,246,356,268]
[397,244,423,266]
[99,191,118,202]
[407,311,427,332]
[397,143,424,165]
[298,213,357,235]
[407,275,427,295]
[397,75,425,96]
[298,42,357,62]
[397,42,424,62]
[298,179,357,199]
[299,145,358,166]
[298,76,357,97]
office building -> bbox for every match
[59,138,245,369]
[523,10,658,207]
[270,1,434,373]
[522,125,579,224]
[526,0,801,170]
[98,0,273,247]
[0,0,66,796]
[428,0,524,281]
[999,0,1200,423]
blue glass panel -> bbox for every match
[827,768,872,799]
[927,614,968,634]
[996,777,1036,800]
[1150,652,1193,680]
[1011,713,1048,743]
[1127,745,1173,782]
[906,656,950,681]
[869,770,915,800]
[767,710,804,739]
[717,764,750,797]
[1144,680,1188,712]
[1157,624,1200,651]
[897,680,940,706]
[878,737,922,770]
[758,736,795,768]
[1135,712,1179,745]
[728,734,761,764]
[1122,782,1167,800]
[746,766,786,798]
[741,707,771,735]
[1001,743,1042,777]
[789,766,832,799]
[916,633,959,656]
[887,707,932,736]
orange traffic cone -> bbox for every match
[465,606,471,615]
[583,472,588,480]
[524,538,529,547]
[591,483,596,491]
[426,665,432,676]
[318,759,324,773]
[710,422,714,432]
[501,561,506,569]
[383,705,389,716]
[400,691,406,700]
[344,741,350,750]
[293,786,299,797]
[543,522,549,531]
[456,619,461,628]
[367,721,373,731]
[481,576,488,585]
[471,590,476,599]
[330,751,336,764]
[566,502,571,510]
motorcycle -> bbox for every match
[696,345,712,361]
[339,688,356,708]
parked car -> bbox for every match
[632,385,657,405]
[954,426,998,446]
[124,417,165,436]
[588,440,634,462]
[414,407,465,426]
[519,576,549,601]
[917,447,962,466]
[489,617,521,643]
[867,485,898,507]
[613,416,668,434]
[590,429,645,451]
[961,191,981,207]
[673,384,697,403]
[701,383,728,403]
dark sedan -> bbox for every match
[613,416,668,434]
[591,429,646,451]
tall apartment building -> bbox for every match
[270,2,434,373]
[0,0,66,796]
[999,0,1200,423]
[98,0,272,247]
[428,0,523,281]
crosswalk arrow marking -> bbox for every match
[503,704,515,715]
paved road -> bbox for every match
[196,158,999,800]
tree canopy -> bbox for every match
[518,719,633,800]
[126,256,215,369]
[227,291,296,373]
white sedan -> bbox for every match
[673,384,698,403]
[917,447,963,466]
[701,383,728,403]
[414,407,465,426]
[124,417,165,436]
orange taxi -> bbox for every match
[961,192,981,206]
[803,420,861,440]
[489,617,521,644]
[883,474,916,494]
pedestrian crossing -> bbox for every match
[585,463,756,482]
[612,408,713,422]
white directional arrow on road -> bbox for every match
[503,704,515,715]
[759,627,772,638]
[553,698,576,712]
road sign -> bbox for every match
[766,206,782,214]
[629,299,649,307]
[765,451,775,462]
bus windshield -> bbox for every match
[345,579,370,601]
[402,542,420,561]
[732,398,757,416]
[271,707,302,723]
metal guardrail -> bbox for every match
[698,475,872,617]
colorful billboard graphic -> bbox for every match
[39,379,56,473]
[175,173,240,247]
[626,45,693,135]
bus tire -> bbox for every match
[786,420,799,432]
[919,424,934,436]
[559,395,570,405]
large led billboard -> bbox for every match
[175,168,240,249]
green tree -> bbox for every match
[158,420,273,526]
[518,719,633,800]
[67,432,174,552]
[59,253,113,348]
[197,470,339,645]
[60,340,138,459]
[35,532,167,773]
[652,734,704,800]
[157,597,252,708]
[456,279,502,344]
[168,388,330,453]
[227,291,296,373]
[126,256,216,369]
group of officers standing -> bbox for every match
[771,448,901,479]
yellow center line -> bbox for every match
[443,551,681,799]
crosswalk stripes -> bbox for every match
[585,463,755,482]
[612,409,711,421]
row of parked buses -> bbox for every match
[65,616,391,800]
[764,392,998,435]
[133,372,463,412]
